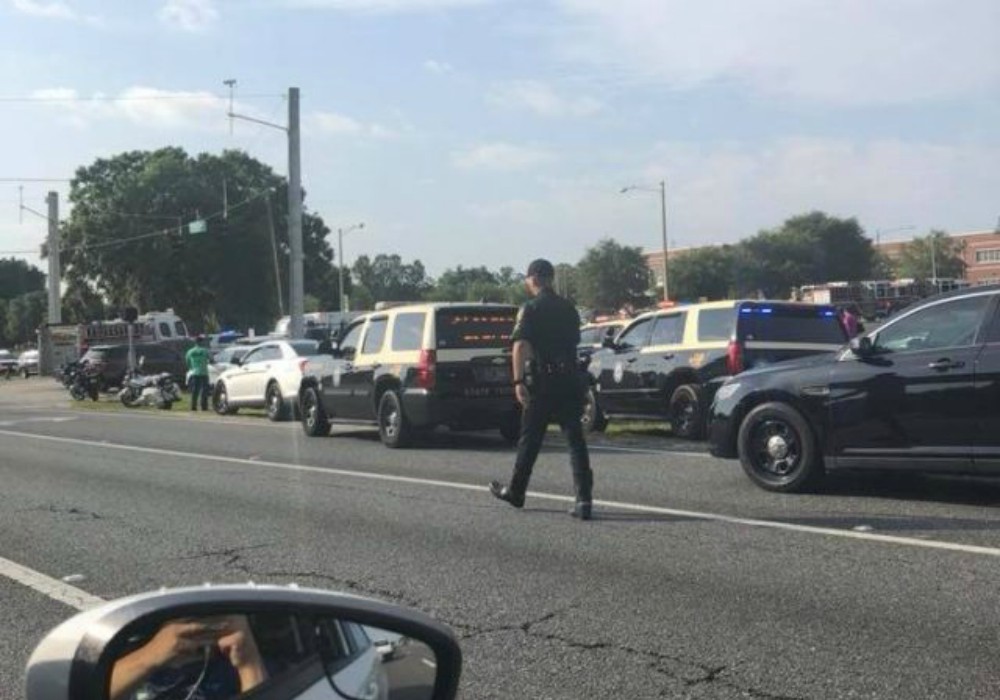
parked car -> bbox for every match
[0,349,17,376]
[586,300,847,439]
[80,343,186,389]
[578,319,627,362]
[299,303,521,447]
[17,349,40,378]
[185,345,250,388]
[708,285,1000,492]
[213,340,323,420]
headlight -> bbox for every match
[715,382,741,402]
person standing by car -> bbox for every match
[489,259,594,520]
[185,335,211,412]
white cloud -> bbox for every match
[11,0,75,20]
[30,87,230,129]
[487,80,601,118]
[158,0,219,31]
[554,0,1000,104]
[452,142,554,171]
[286,0,490,12]
[423,59,454,75]
[309,110,399,139]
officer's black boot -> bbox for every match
[489,481,524,508]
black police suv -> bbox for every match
[709,285,1000,492]
[585,300,846,439]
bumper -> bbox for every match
[402,389,518,430]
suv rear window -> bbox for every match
[697,308,736,342]
[738,304,846,344]
[435,308,517,349]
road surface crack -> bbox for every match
[174,542,275,567]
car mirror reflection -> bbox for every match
[849,336,874,358]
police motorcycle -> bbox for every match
[66,362,101,402]
[26,584,462,700]
[119,356,181,409]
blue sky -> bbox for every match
[1,0,997,275]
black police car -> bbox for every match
[709,285,1000,492]
[585,300,846,439]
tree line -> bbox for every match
[0,147,970,346]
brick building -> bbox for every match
[643,229,1000,287]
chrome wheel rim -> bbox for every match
[751,419,801,477]
[381,400,399,439]
[305,394,318,428]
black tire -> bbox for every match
[737,402,823,493]
[668,384,704,440]
[120,389,140,407]
[69,385,86,401]
[266,382,290,422]
[301,386,330,437]
[499,411,521,445]
[581,387,608,433]
[213,382,238,415]
[377,390,412,448]
[21,368,29,379]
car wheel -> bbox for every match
[266,382,290,422]
[213,382,238,415]
[668,384,704,440]
[581,387,608,433]
[378,390,412,448]
[737,402,823,493]
[301,386,330,437]
[499,411,521,445]
[21,368,29,379]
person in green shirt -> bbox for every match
[185,335,212,411]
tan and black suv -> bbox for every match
[299,303,521,448]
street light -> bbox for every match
[621,180,669,302]
[338,222,365,311]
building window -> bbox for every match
[975,248,1000,264]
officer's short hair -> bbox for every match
[526,258,555,281]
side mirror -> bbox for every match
[26,585,462,700]
[601,336,617,350]
[850,336,873,358]
[230,356,242,366]
[317,339,334,355]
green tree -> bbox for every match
[576,238,651,312]
[0,258,45,300]
[352,254,430,303]
[895,230,966,280]
[61,148,338,333]
[669,245,740,301]
[739,212,877,297]
[5,291,47,345]
[61,278,106,324]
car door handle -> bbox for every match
[662,353,675,360]
[626,358,638,364]
[928,359,964,370]
[371,363,382,371]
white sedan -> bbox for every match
[213,339,322,421]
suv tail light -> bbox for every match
[726,340,744,375]
[298,358,309,373]
[416,349,436,390]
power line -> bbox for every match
[0,93,282,103]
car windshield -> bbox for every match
[1,4,995,700]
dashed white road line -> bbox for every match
[2,428,1000,559]
[0,555,103,611]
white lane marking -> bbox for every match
[0,555,104,611]
[583,443,713,457]
[3,429,1000,559]
[0,416,76,427]
[421,658,437,669]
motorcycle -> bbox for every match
[68,365,100,402]
[118,364,181,409]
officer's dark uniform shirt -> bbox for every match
[510,288,581,368]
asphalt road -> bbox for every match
[1,381,999,699]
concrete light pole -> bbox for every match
[621,181,669,302]
[337,223,365,311]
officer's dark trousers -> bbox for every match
[510,375,593,503]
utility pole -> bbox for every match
[930,235,938,288]
[337,223,365,312]
[46,191,61,324]
[659,180,669,303]
[226,83,304,337]
[287,87,304,339]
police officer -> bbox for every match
[489,258,594,520]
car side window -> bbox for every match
[649,313,686,346]
[338,322,365,359]
[617,318,653,350]
[361,317,388,355]
[873,295,993,354]
[698,308,735,342]
[391,312,427,352]
[241,348,263,365]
